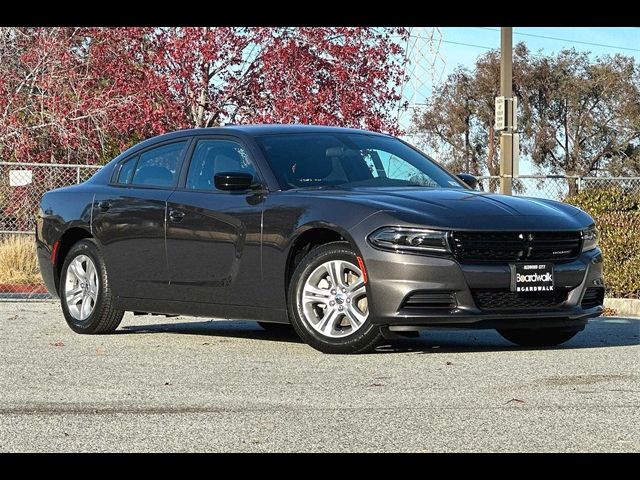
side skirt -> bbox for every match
[115,297,290,324]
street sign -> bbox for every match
[9,170,32,187]
[495,96,517,131]
[495,96,506,130]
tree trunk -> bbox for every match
[194,87,207,128]
[464,109,470,173]
[566,176,579,198]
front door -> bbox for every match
[92,140,189,299]
[165,137,265,305]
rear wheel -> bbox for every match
[497,327,581,347]
[60,239,124,334]
[288,242,382,354]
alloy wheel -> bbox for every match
[300,259,369,338]
[64,254,99,321]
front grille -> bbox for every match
[451,231,582,263]
[471,288,569,312]
[401,290,456,310]
[581,287,604,309]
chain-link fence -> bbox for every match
[0,162,101,300]
[1,163,640,300]
[477,175,640,201]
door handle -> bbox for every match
[169,209,185,222]
[97,201,111,211]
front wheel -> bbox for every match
[288,242,383,354]
[60,239,124,334]
[497,327,581,347]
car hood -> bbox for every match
[306,187,593,230]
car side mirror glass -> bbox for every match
[456,173,478,190]
[214,172,254,191]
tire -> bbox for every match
[287,241,383,354]
[258,321,293,332]
[59,238,124,334]
[497,327,581,347]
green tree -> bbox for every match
[412,43,532,177]
[526,50,640,178]
[412,44,640,182]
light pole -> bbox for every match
[498,27,517,195]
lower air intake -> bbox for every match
[401,291,456,310]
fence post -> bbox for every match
[576,176,582,193]
[76,166,81,184]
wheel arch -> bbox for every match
[54,226,94,295]
[284,223,362,295]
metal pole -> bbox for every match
[76,166,81,184]
[499,27,513,195]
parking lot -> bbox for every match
[0,302,638,452]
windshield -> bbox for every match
[255,133,465,190]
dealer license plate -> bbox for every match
[511,263,554,292]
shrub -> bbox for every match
[566,186,639,215]
[0,235,42,285]
[565,187,640,298]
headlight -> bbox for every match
[368,227,451,254]
[582,225,598,252]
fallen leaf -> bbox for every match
[51,341,65,347]
[164,382,172,386]
[505,398,526,405]
[368,383,384,387]
[96,347,106,356]
[445,361,453,366]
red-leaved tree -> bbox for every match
[0,27,407,166]
[0,27,187,166]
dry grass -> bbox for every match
[0,235,42,284]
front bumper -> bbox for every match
[363,243,604,330]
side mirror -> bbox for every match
[214,172,254,191]
[457,173,478,190]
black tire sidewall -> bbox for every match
[60,239,109,334]
[288,242,381,354]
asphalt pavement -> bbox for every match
[0,302,638,452]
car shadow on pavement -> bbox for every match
[378,317,640,354]
[119,317,639,353]
[120,319,303,343]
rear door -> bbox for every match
[165,136,265,305]
[92,140,190,300]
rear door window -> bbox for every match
[130,141,188,187]
[115,156,138,184]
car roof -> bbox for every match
[220,124,391,136]
[139,124,391,145]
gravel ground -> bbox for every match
[0,302,638,452]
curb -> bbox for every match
[604,297,640,318]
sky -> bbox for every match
[403,27,640,175]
